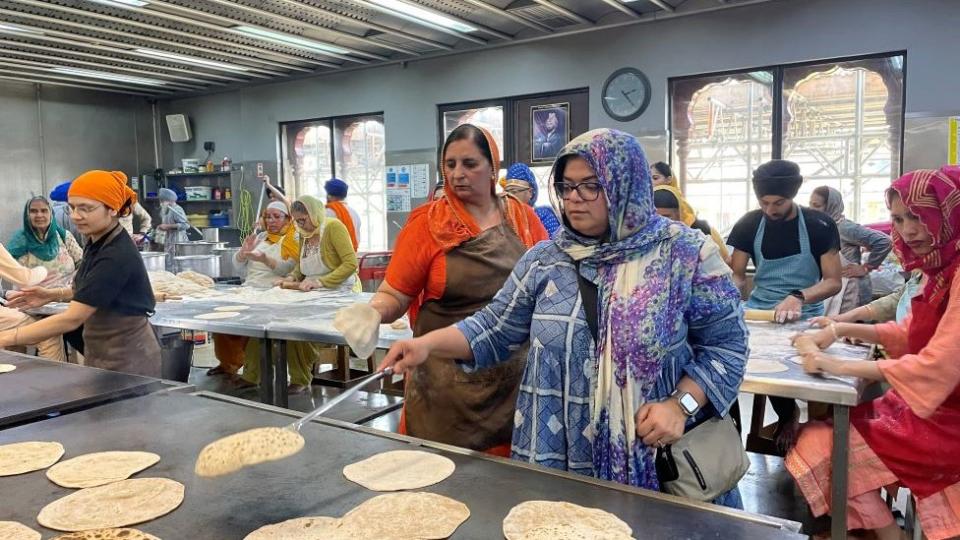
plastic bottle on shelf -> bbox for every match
[224,187,231,200]
[221,156,231,172]
[212,187,221,200]
[206,160,215,173]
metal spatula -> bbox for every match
[287,368,393,433]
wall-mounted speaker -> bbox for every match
[165,114,192,143]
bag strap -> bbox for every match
[575,260,600,342]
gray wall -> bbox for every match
[160,0,960,170]
[0,80,156,238]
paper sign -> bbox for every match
[411,164,430,198]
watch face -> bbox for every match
[679,393,699,414]
[602,68,651,121]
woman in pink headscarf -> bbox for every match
[787,166,960,540]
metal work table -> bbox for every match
[26,291,411,410]
[0,392,803,539]
[0,350,172,429]
[743,321,874,540]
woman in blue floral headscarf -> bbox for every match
[381,129,748,506]
[503,162,562,237]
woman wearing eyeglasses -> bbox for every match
[0,170,161,377]
[380,129,748,505]
[502,162,562,237]
[369,124,548,455]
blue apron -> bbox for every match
[745,208,824,320]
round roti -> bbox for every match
[243,517,351,540]
[194,311,241,320]
[215,305,250,312]
[37,478,184,532]
[518,523,634,540]
[47,451,161,488]
[746,359,790,374]
[342,492,469,539]
[503,501,633,540]
[51,528,161,540]
[0,363,16,373]
[343,450,455,491]
[195,427,305,477]
[0,521,41,540]
[0,441,65,476]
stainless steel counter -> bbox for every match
[0,391,803,539]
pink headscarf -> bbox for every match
[887,165,960,303]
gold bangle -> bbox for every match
[829,323,839,340]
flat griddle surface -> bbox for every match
[0,351,165,428]
[0,392,802,539]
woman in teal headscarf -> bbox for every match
[7,196,83,282]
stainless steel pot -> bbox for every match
[140,251,166,273]
[213,247,246,280]
[174,255,220,277]
[201,227,220,243]
[174,241,226,257]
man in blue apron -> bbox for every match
[728,159,842,450]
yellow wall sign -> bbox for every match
[950,117,959,165]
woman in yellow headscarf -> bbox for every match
[237,195,359,395]
[279,194,360,293]
[209,201,300,378]
[651,161,680,188]
[654,184,731,264]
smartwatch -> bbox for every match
[672,390,700,417]
[788,289,806,302]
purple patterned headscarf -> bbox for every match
[550,128,687,489]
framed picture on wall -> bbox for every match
[530,102,569,163]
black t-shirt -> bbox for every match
[727,206,840,267]
[73,224,156,317]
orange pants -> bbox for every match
[212,333,247,374]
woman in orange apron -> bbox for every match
[788,166,960,540]
[369,124,548,454]
[1,170,161,377]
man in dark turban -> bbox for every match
[727,160,843,450]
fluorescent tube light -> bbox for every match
[51,67,165,86]
[133,48,250,72]
[231,25,349,55]
[86,0,149,8]
[368,0,476,33]
[0,23,44,35]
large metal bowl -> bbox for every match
[174,255,220,277]
[175,241,226,257]
[140,251,166,273]
[213,247,246,280]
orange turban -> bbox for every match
[69,170,137,217]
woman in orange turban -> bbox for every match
[1,170,162,377]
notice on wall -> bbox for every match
[411,163,431,199]
[950,117,959,165]
[386,166,411,212]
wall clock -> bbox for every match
[601,67,652,122]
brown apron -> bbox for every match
[80,226,162,378]
[406,225,528,451]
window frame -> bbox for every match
[668,50,907,174]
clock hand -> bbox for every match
[621,90,636,107]
[624,88,638,96]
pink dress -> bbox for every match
[786,270,960,540]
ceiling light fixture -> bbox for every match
[367,0,476,33]
[51,66,165,86]
[231,25,349,55]
[133,48,250,72]
[0,23,45,35]
[85,0,149,8]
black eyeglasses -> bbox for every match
[554,182,603,201]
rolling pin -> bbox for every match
[744,309,777,322]
[793,335,820,355]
